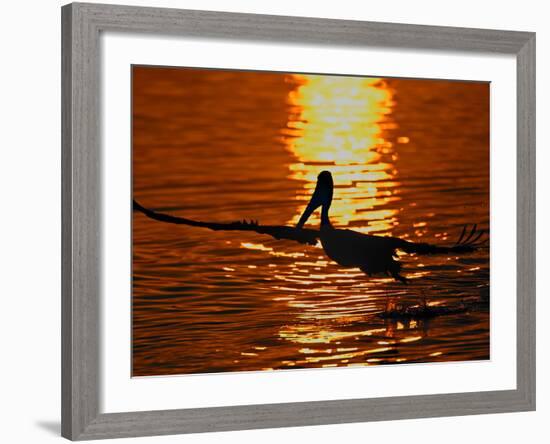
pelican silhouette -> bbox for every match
[295,171,486,283]
[133,170,486,284]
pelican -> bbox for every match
[295,171,486,283]
[133,170,486,284]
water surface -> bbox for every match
[132,67,490,376]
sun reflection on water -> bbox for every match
[284,74,400,234]
[271,74,410,363]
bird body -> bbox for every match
[316,226,407,282]
[319,227,395,265]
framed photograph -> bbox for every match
[62,2,535,440]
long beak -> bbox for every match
[296,188,322,229]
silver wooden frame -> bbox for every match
[61,2,536,440]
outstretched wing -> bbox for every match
[133,200,320,245]
[394,224,488,255]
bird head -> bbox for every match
[296,170,334,229]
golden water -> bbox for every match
[132,67,489,376]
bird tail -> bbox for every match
[398,224,488,255]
